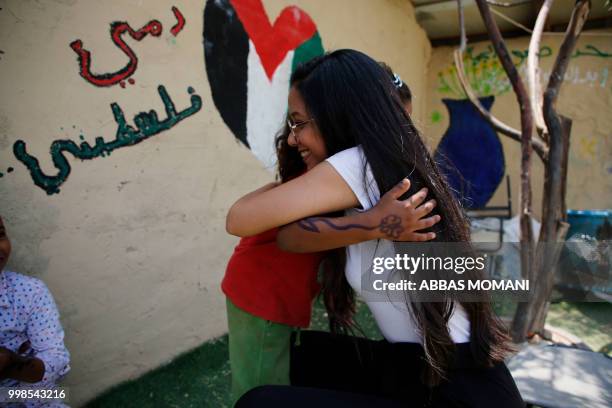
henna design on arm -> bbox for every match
[297,215,405,240]
[378,215,404,240]
[297,217,377,233]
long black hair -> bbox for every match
[289,49,513,385]
[275,122,305,183]
[379,61,412,106]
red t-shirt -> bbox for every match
[222,228,323,328]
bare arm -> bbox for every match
[226,162,359,237]
[277,179,440,252]
[237,181,280,200]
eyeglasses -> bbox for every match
[287,117,315,141]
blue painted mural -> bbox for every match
[434,96,505,208]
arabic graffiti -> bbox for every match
[540,66,609,88]
[572,45,612,59]
[70,7,186,88]
[70,20,161,88]
[170,6,185,36]
[510,46,553,67]
[509,44,610,63]
[13,85,202,195]
[438,44,611,98]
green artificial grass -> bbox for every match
[86,300,611,408]
[546,301,612,352]
[86,336,231,408]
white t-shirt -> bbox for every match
[326,146,471,344]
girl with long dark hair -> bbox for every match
[227,49,524,407]
[222,63,438,405]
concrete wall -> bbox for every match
[424,31,612,217]
[0,0,430,405]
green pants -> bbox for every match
[226,298,294,406]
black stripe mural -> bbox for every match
[203,0,324,169]
[203,1,250,147]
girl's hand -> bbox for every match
[368,178,440,241]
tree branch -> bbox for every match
[474,0,535,230]
[474,0,536,342]
[526,0,590,336]
[454,0,548,162]
[486,0,533,7]
[527,0,553,138]
[541,0,589,242]
[458,0,467,51]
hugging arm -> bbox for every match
[277,179,441,253]
[226,162,360,237]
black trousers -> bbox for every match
[236,330,525,408]
[236,385,406,407]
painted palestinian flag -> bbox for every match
[204,0,324,169]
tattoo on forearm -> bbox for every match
[297,215,404,239]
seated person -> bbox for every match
[0,215,70,406]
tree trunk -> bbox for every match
[527,116,572,334]
[459,0,590,342]
[526,0,590,335]
[474,0,535,342]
